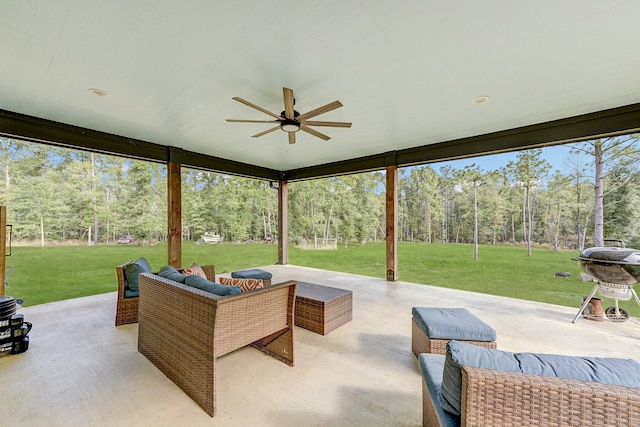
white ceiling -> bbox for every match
[1,1,639,172]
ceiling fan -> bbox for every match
[226,87,352,144]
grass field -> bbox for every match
[4,241,638,318]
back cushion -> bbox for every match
[123,257,153,292]
[439,340,640,417]
[439,341,520,416]
[183,275,241,296]
[157,265,189,284]
[513,352,640,387]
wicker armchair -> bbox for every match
[137,272,296,417]
[115,262,214,326]
[115,262,139,326]
[422,365,640,426]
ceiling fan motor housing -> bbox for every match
[281,110,300,118]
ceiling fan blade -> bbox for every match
[303,120,352,128]
[288,132,296,145]
[300,125,331,141]
[226,119,281,124]
[298,100,343,121]
[252,125,281,138]
[232,97,281,120]
[283,87,295,120]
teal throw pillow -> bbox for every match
[157,265,189,284]
[123,257,152,292]
[184,275,241,296]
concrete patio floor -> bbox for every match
[1,265,639,427]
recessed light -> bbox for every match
[472,96,490,104]
[88,88,110,97]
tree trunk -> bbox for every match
[91,152,98,245]
[40,213,45,247]
[522,189,527,244]
[473,182,478,260]
[593,139,604,246]
[527,187,533,256]
[324,205,333,240]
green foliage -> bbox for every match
[5,242,638,319]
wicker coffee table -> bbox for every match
[295,282,352,335]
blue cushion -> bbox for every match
[439,340,640,417]
[231,269,272,280]
[124,257,152,292]
[123,289,139,298]
[157,265,189,284]
[183,275,241,296]
[418,354,459,427]
[513,352,640,387]
[439,341,520,416]
[412,307,496,341]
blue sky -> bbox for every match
[432,144,575,173]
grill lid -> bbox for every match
[577,246,640,285]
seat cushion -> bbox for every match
[231,269,272,280]
[412,307,496,341]
[123,289,139,298]
[124,258,153,292]
[183,275,241,296]
[418,354,460,427]
[439,340,640,417]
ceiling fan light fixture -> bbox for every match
[280,119,300,133]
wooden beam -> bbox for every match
[0,109,280,181]
[2,103,640,182]
[283,102,640,181]
[277,180,288,265]
[385,166,398,281]
[167,161,181,268]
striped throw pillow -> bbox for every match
[219,276,264,292]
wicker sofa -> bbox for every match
[419,342,640,427]
[116,260,217,326]
[137,271,296,417]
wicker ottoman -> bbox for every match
[231,268,272,286]
[412,307,496,356]
[295,282,352,335]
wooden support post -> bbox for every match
[277,180,288,265]
[386,166,398,281]
[0,206,5,296]
[168,160,182,268]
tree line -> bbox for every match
[1,135,639,250]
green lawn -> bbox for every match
[5,242,638,318]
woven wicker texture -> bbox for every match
[460,366,640,426]
[422,379,443,427]
[422,366,640,426]
[412,318,496,356]
[294,282,352,335]
[115,263,215,326]
[138,273,295,417]
[114,262,140,326]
